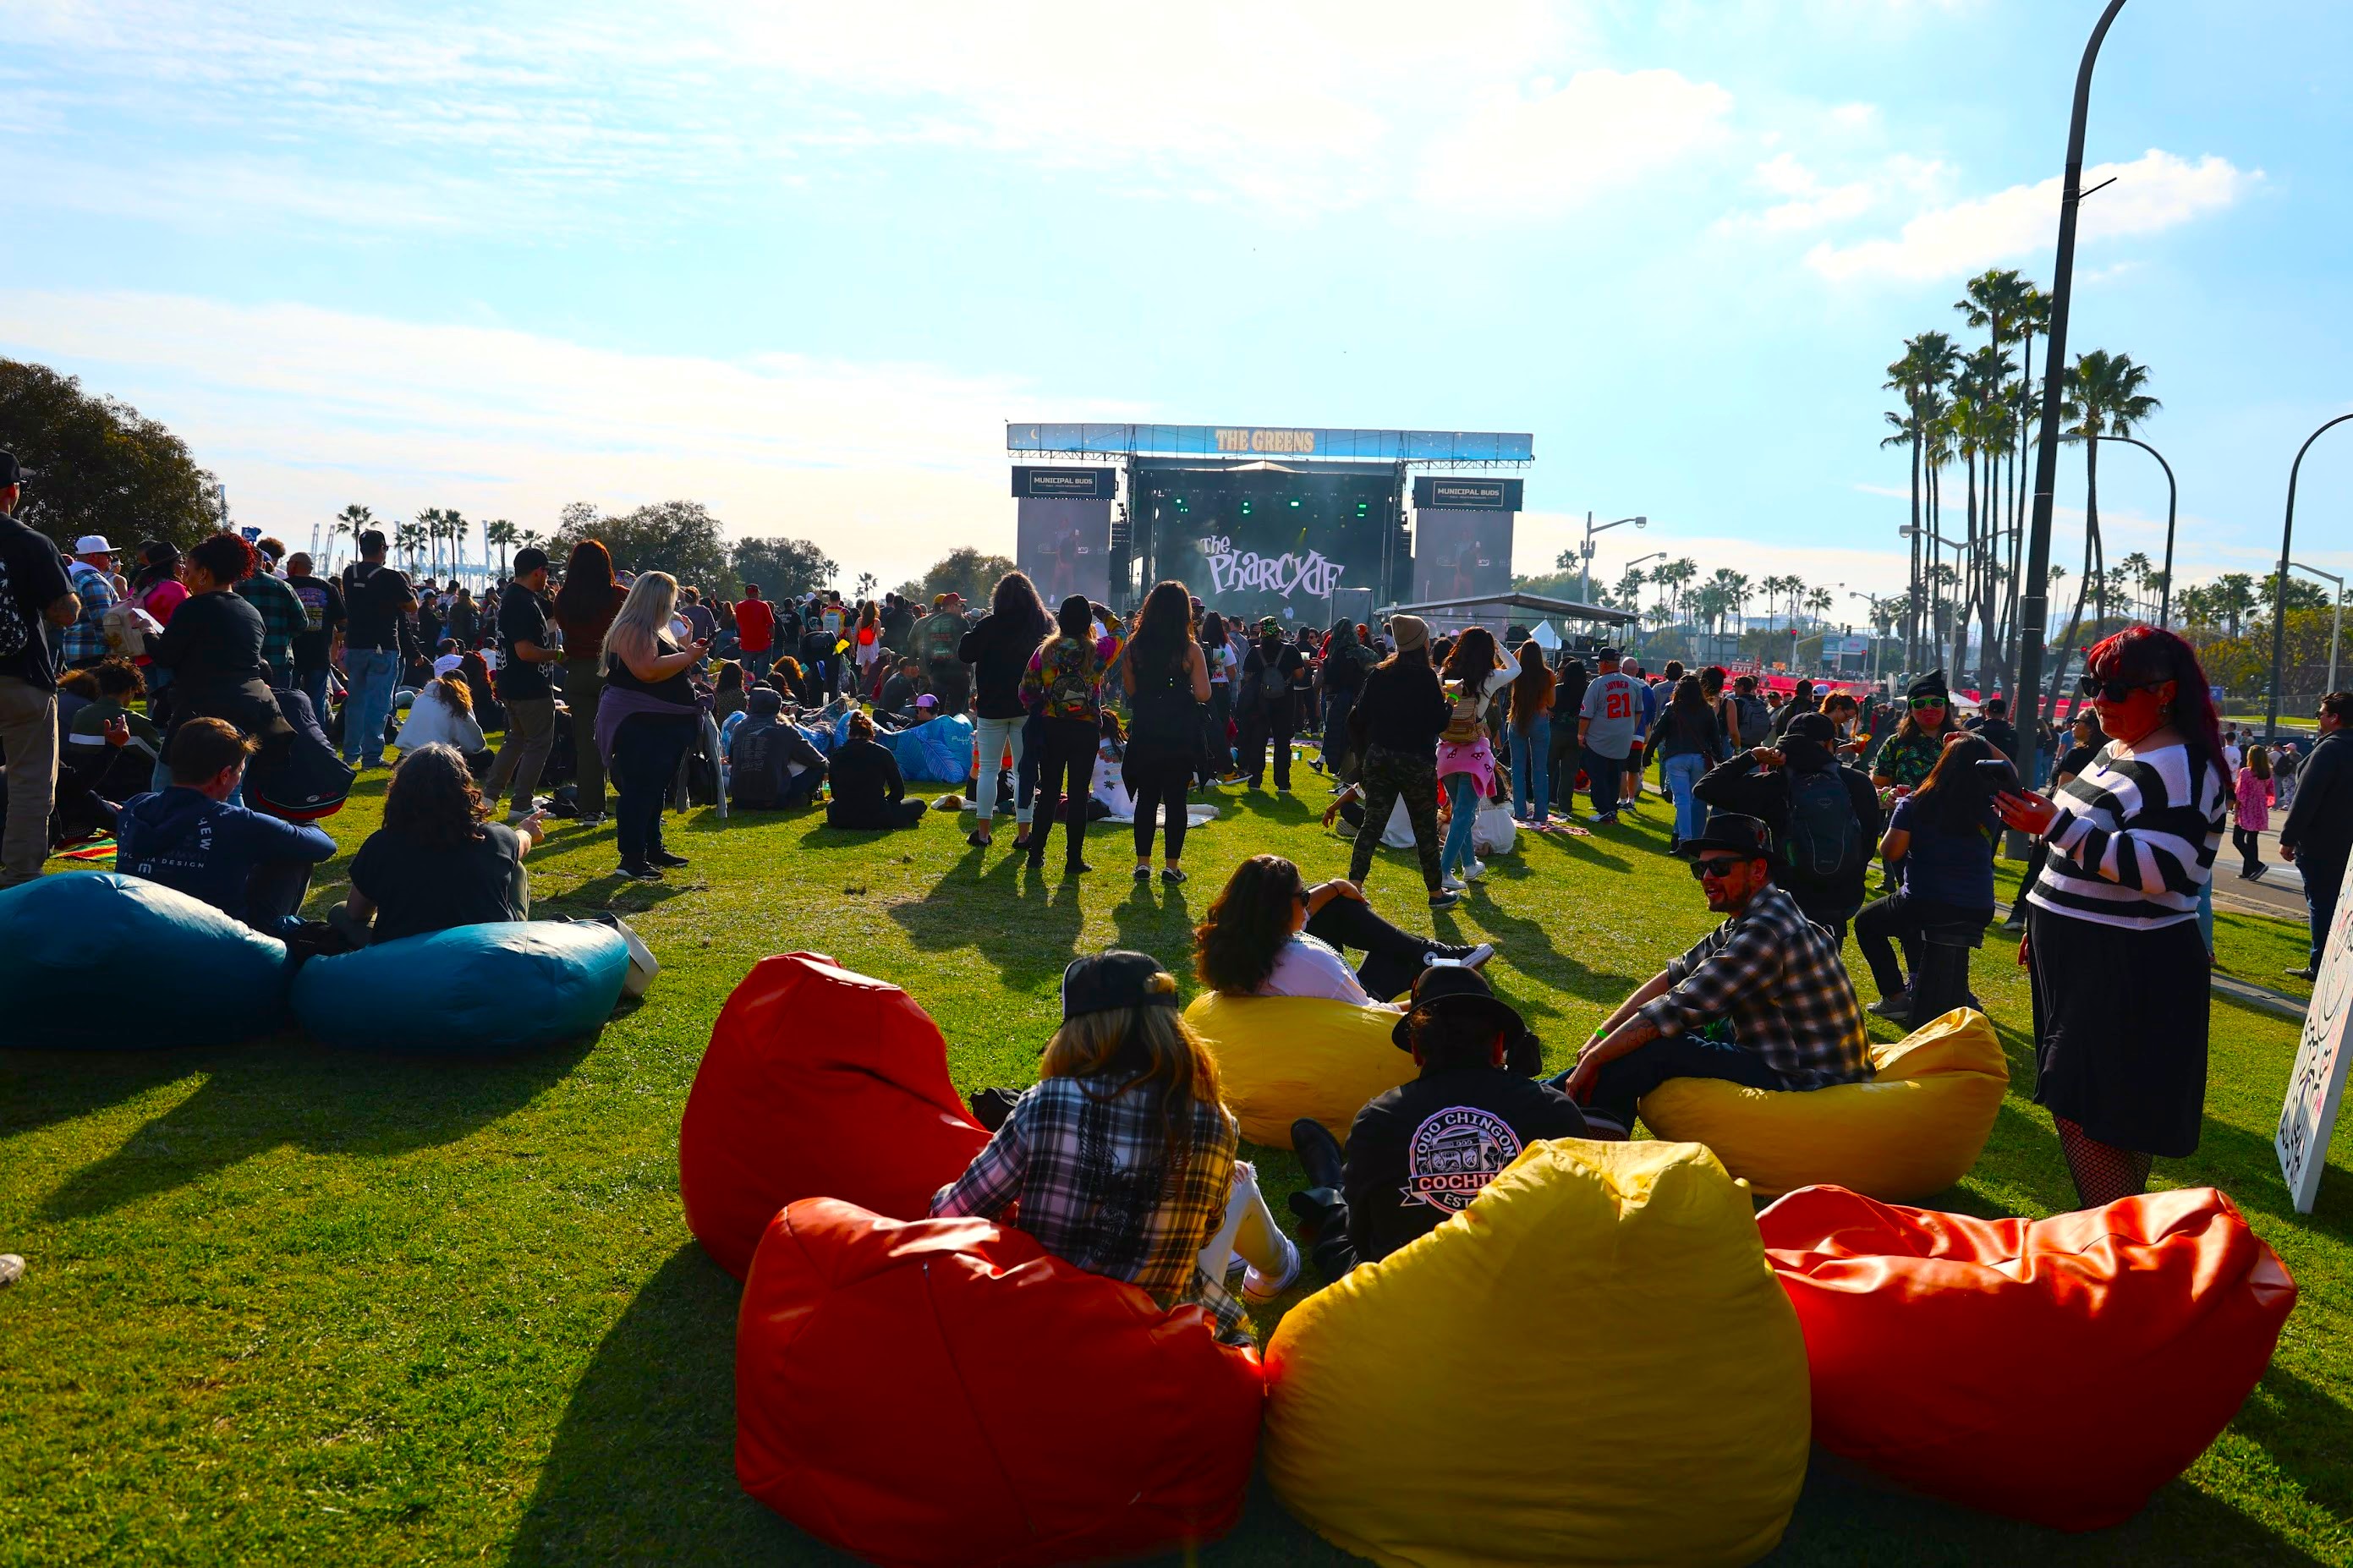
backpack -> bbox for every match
[1734,694,1770,748]
[244,688,356,822]
[730,722,792,809]
[919,613,962,664]
[1784,767,1863,889]
[1039,639,1098,721]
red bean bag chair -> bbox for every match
[738,1198,1264,1567]
[1758,1184,2296,1531]
[680,951,989,1279]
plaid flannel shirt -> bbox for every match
[234,573,308,680]
[59,562,117,666]
[932,1075,1249,1340]
[1638,884,1870,1088]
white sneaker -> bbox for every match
[1461,941,1495,968]
[0,1253,22,1287]
[1440,873,1467,892]
[1242,1233,1303,1305]
[1465,858,1487,882]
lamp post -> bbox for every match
[2268,413,2353,734]
[1851,590,1902,685]
[2087,433,2178,627]
[1900,524,1963,672]
[2290,561,2345,705]
[2016,0,2132,754]
[1579,513,1646,605]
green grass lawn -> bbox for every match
[4,764,2351,1566]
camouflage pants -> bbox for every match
[1348,744,1444,892]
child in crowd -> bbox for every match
[932,951,1300,1341]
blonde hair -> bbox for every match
[607,570,680,667]
[428,672,474,714]
[1040,999,1221,1161]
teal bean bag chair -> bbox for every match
[0,873,293,1048]
[886,713,974,784]
[292,921,629,1054]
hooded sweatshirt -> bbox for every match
[116,787,337,928]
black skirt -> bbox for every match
[2027,905,2210,1157]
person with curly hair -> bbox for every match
[332,742,543,946]
[1194,853,1490,1007]
[147,532,287,764]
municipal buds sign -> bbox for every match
[2278,890,2353,1213]
[1196,535,1345,600]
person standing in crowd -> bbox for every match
[958,571,1051,849]
[2221,726,2244,775]
[1854,733,2003,1021]
[1700,665,1736,753]
[554,539,625,826]
[1347,615,1456,911]
[595,571,707,881]
[1547,653,1588,809]
[1727,672,1771,748]
[1018,594,1108,874]
[851,600,885,696]
[2232,744,2275,881]
[116,719,337,939]
[1650,672,1729,854]
[149,534,288,772]
[1995,626,2229,1208]
[2275,740,2301,811]
[480,547,561,823]
[1194,854,1491,1010]
[0,451,78,888]
[881,591,915,659]
[2004,707,2107,929]
[1691,710,1879,943]
[446,585,479,650]
[1241,618,1305,792]
[337,528,416,772]
[733,583,776,680]
[1966,694,2020,757]
[1769,677,1819,737]
[914,592,971,715]
[1506,639,1555,829]
[58,534,118,672]
[1118,579,1209,884]
[1286,965,1582,1283]
[232,537,306,690]
[1872,670,1959,794]
[1560,811,1870,1138]
[282,552,346,723]
[1577,647,1642,825]
[332,742,541,946]
[2279,691,2351,980]
[825,710,927,830]
[1436,628,1506,889]
[1620,661,1658,811]
[1319,617,1369,786]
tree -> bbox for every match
[1805,585,1835,625]
[2260,571,2330,616]
[483,518,519,577]
[853,571,879,602]
[552,499,732,592]
[913,546,1018,608]
[332,503,373,570]
[730,535,837,599]
[396,522,428,569]
[0,359,224,551]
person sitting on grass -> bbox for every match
[116,717,337,940]
[1286,963,1585,1283]
[1194,854,1491,1009]
[726,686,828,812]
[1559,811,1868,1138]
[877,655,924,721]
[824,710,926,831]
[329,743,542,947]
[394,672,491,771]
[932,951,1299,1340]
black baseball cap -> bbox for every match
[1783,711,1837,746]
[1595,645,1621,661]
[1390,963,1525,1052]
[513,546,551,576]
[359,528,388,554]
[1061,951,1182,1021]
[0,450,26,486]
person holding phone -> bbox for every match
[1993,626,2229,1209]
[1852,734,2005,1021]
[595,571,710,881]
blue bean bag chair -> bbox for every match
[292,921,629,1053]
[886,714,974,784]
[0,874,292,1047]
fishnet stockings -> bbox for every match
[2054,1117,2153,1209]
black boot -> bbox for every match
[1291,1117,1346,1190]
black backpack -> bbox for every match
[1734,694,1771,748]
[731,723,791,809]
[245,688,356,823]
[1784,767,1863,888]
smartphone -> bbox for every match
[1973,755,2024,795]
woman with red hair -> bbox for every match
[1995,626,2230,1207]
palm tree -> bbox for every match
[396,522,429,570]
[1804,585,1835,627]
[2045,349,2161,710]
[2115,551,2153,624]
[1654,557,1698,622]
[1885,332,1959,671]
[332,503,373,573]
[483,519,518,578]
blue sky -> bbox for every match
[3,0,2348,606]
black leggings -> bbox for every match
[1128,759,1193,863]
[1854,891,1988,997]
[612,715,694,866]
[1027,718,1097,867]
[2232,824,2263,877]
[1305,896,1447,1002]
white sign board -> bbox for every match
[2278,891,2353,1213]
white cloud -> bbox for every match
[0,289,1134,586]
[1805,150,2257,282]
[1418,69,1735,209]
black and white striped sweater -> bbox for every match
[2027,739,2227,931]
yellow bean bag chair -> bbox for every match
[1637,1007,2008,1201]
[1264,1139,1809,1568]
[1183,991,1415,1149]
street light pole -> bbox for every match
[2015,0,2131,767]
[2268,413,2353,734]
[2290,561,2345,704]
[1579,513,1647,605]
[2088,433,2178,628]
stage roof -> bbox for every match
[1008,423,1533,465]
[1376,591,1637,626]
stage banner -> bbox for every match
[1170,517,1378,626]
[1015,484,1112,608]
[2279,890,2353,1214]
[1410,477,1525,512]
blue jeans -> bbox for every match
[973,714,1028,826]
[341,647,399,770]
[2306,860,2343,970]
[297,666,332,729]
[1582,747,1624,819]
[1550,1033,1792,1132]
[1441,770,1480,877]
[742,646,773,680]
[1662,751,1706,843]
[1510,715,1551,821]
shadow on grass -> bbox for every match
[886,853,1087,991]
[34,1028,597,1222]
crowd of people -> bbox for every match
[5,443,2349,1342]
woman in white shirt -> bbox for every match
[394,673,491,767]
[1193,854,1492,1008]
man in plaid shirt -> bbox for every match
[58,535,119,669]
[1563,811,1868,1134]
[233,538,309,688]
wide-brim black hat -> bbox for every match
[1677,811,1776,860]
[1390,963,1525,1052]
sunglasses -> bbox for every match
[1908,696,1945,710]
[1688,857,1746,880]
[2077,675,2161,703]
